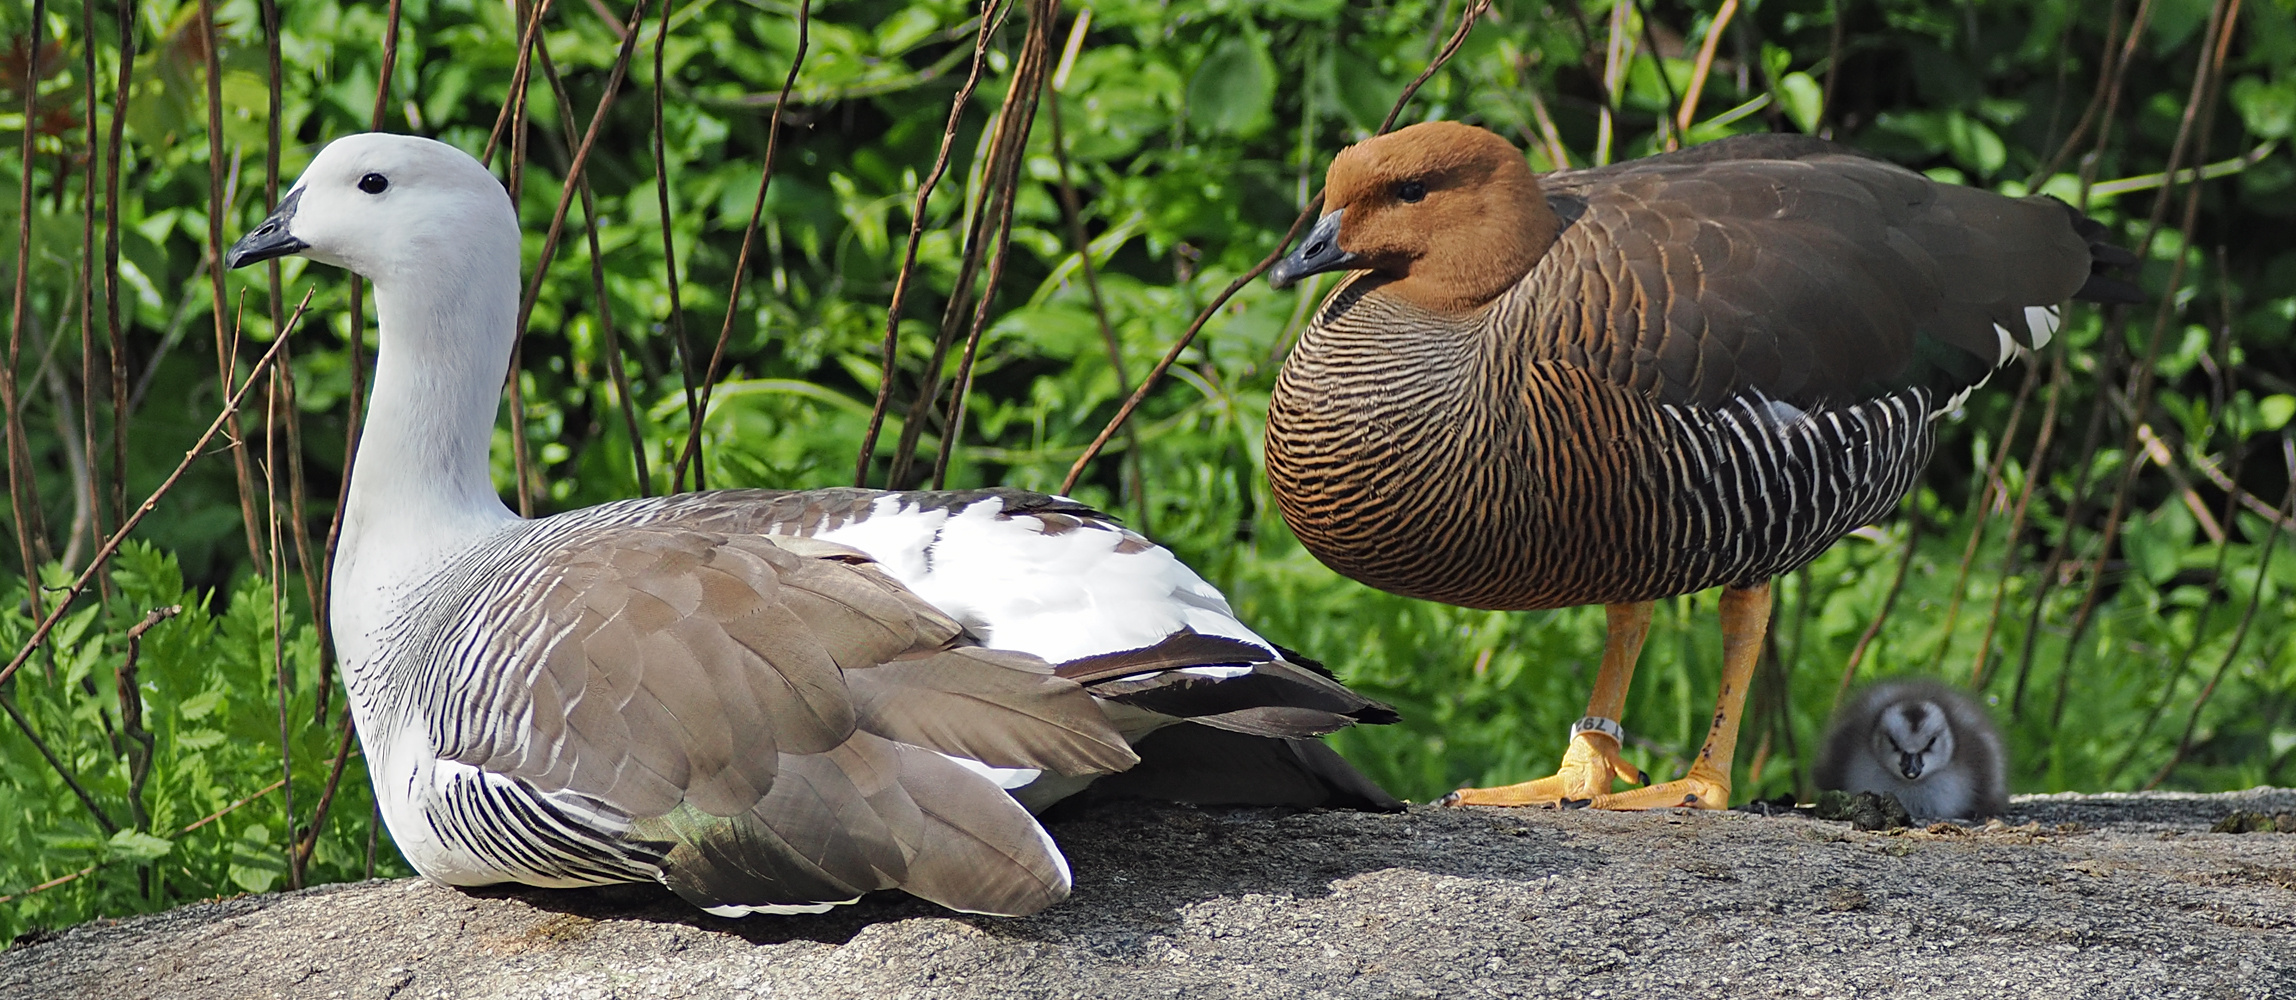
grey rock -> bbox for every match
[6,789,2296,999]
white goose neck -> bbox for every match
[340,238,522,588]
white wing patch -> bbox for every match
[939,751,1043,791]
[703,899,848,916]
[2023,305,2060,350]
[815,495,1274,664]
[1991,323,2018,365]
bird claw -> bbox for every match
[1441,731,1645,807]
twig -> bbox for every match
[264,362,299,889]
[1595,0,1628,165]
[1927,363,2037,677]
[293,707,358,874]
[651,0,699,491]
[0,692,117,836]
[1627,0,1680,150]
[115,605,180,834]
[0,295,310,692]
[1971,351,2067,692]
[1047,59,1147,523]
[499,0,652,510]
[104,0,139,533]
[202,0,268,571]
[1834,508,1923,706]
[1676,0,1740,135]
[932,0,1062,491]
[852,4,1004,487]
[2049,0,2239,730]
[674,0,812,491]
[2030,0,2135,186]
[1061,0,1490,493]
[257,0,322,722]
[2145,439,2296,788]
[881,1,1019,488]
[483,0,559,168]
[77,0,109,587]
[181,778,291,836]
[5,0,54,617]
[533,37,652,495]
[1819,0,1844,133]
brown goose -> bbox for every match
[1264,122,2135,810]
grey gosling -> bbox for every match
[1814,679,2008,821]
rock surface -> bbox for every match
[6,789,2295,999]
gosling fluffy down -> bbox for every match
[1814,680,2009,820]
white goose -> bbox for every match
[226,133,1395,918]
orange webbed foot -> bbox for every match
[1440,728,1644,807]
[1586,761,1731,811]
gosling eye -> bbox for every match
[358,173,390,195]
[1396,180,1427,203]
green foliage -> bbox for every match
[2,0,2294,939]
[0,544,396,940]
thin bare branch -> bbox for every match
[1677,0,1740,135]
[0,294,310,693]
[104,0,138,534]
[2050,0,2239,729]
[1062,0,1489,494]
[883,0,1020,490]
[2145,439,2296,788]
[6,0,54,615]
[651,0,699,491]
[1046,60,1147,525]
[1834,509,1922,706]
[202,0,268,571]
[677,0,813,492]
[932,0,1062,491]
[506,0,653,510]
[534,37,653,495]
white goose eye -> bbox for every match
[358,172,390,194]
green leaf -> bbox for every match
[1188,34,1277,138]
[1778,72,1824,134]
[2232,76,2296,140]
[178,690,224,721]
[229,824,285,895]
[107,829,174,864]
[2260,394,2296,430]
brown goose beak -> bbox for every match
[1268,209,1358,288]
[226,188,309,269]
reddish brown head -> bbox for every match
[1268,121,1557,314]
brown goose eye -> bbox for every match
[358,173,390,194]
[1396,180,1427,203]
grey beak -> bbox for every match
[1898,753,1924,780]
[1267,209,1359,289]
[226,188,308,269]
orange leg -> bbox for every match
[1591,582,1771,810]
[1443,602,1654,806]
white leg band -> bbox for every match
[1570,716,1626,744]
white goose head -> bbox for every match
[228,132,519,293]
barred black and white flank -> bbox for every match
[225,133,1395,918]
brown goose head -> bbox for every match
[1269,121,1560,314]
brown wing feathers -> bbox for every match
[449,525,1134,915]
[1535,135,2119,408]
